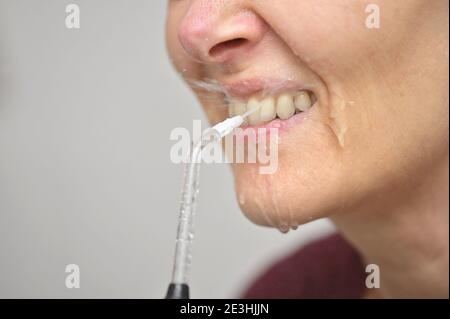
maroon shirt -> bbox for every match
[241,233,366,299]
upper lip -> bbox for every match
[221,77,314,99]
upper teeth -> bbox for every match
[228,91,313,125]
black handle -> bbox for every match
[165,283,190,299]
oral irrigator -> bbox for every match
[165,109,258,299]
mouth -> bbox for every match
[223,79,317,129]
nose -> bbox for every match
[178,1,267,64]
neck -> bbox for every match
[332,154,449,298]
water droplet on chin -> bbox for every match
[278,223,290,234]
[238,193,246,205]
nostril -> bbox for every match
[208,38,249,58]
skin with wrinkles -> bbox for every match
[166,0,449,297]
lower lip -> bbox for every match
[235,108,311,140]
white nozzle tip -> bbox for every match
[212,116,244,138]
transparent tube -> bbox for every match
[170,128,221,284]
[169,112,259,286]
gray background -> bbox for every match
[0,0,334,298]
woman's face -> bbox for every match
[166,1,449,231]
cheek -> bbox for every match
[255,0,405,86]
[255,1,365,71]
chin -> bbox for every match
[229,111,347,232]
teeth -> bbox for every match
[294,91,312,112]
[228,90,314,126]
[228,102,235,117]
[247,97,261,126]
[276,94,295,120]
[233,100,247,116]
[259,97,276,122]
[233,100,247,124]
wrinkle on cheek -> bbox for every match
[315,83,354,149]
[327,93,353,148]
